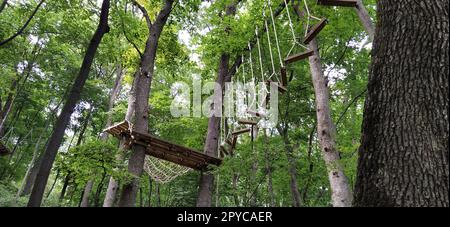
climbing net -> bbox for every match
[123,121,191,184]
[143,156,191,184]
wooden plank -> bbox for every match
[232,128,251,136]
[284,50,314,64]
[303,18,328,44]
[317,0,357,7]
[238,119,258,125]
[231,136,237,149]
[247,110,266,118]
[266,80,287,93]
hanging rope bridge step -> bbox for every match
[238,119,258,126]
[304,18,328,44]
[266,80,287,93]
[232,128,252,136]
[247,110,267,118]
[284,50,315,64]
[317,0,357,7]
[0,142,10,156]
[103,121,222,170]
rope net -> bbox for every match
[143,155,192,184]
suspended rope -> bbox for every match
[263,9,278,82]
[284,0,308,58]
[268,0,284,68]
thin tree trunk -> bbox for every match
[196,54,229,207]
[355,0,375,41]
[45,169,59,198]
[103,69,131,207]
[118,0,174,207]
[80,180,94,207]
[264,129,275,207]
[147,175,152,207]
[308,38,352,207]
[277,126,302,207]
[58,172,71,204]
[17,132,44,197]
[27,0,110,207]
[93,171,107,207]
[354,0,449,207]
[292,2,352,207]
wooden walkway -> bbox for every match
[103,121,222,170]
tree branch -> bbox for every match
[0,0,45,47]
[132,0,152,29]
[0,0,8,14]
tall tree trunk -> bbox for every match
[93,171,107,207]
[308,38,353,207]
[103,69,134,207]
[45,169,59,198]
[80,180,94,207]
[291,2,352,207]
[355,0,375,41]
[118,0,174,207]
[196,1,239,207]
[17,132,44,197]
[277,126,302,207]
[264,129,275,207]
[27,0,110,207]
[58,172,71,204]
[354,0,449,207]
[147,175,152,207]
[196,54,229,207]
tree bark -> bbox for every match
[27,0,110,207]
[80,180,94,207]
[277,126,302,207]
[354,0,449,207]
[196,54,229,207]
[264,129,276,207]
[17,127,45,197]
[196,1,240,208]
[58,172,71,204]
[103,69,134,207]
[308,38,353,207]
[355,0,375,41]
[117,0,174,207]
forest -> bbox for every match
[0,0,448,208]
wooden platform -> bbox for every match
[317,0,357,7]
[104,121,222,170]
[232,128,251,136]
[247,110,266,118]
[285,50,314,64]
[0,142,10,156]
[304,18,328,44]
